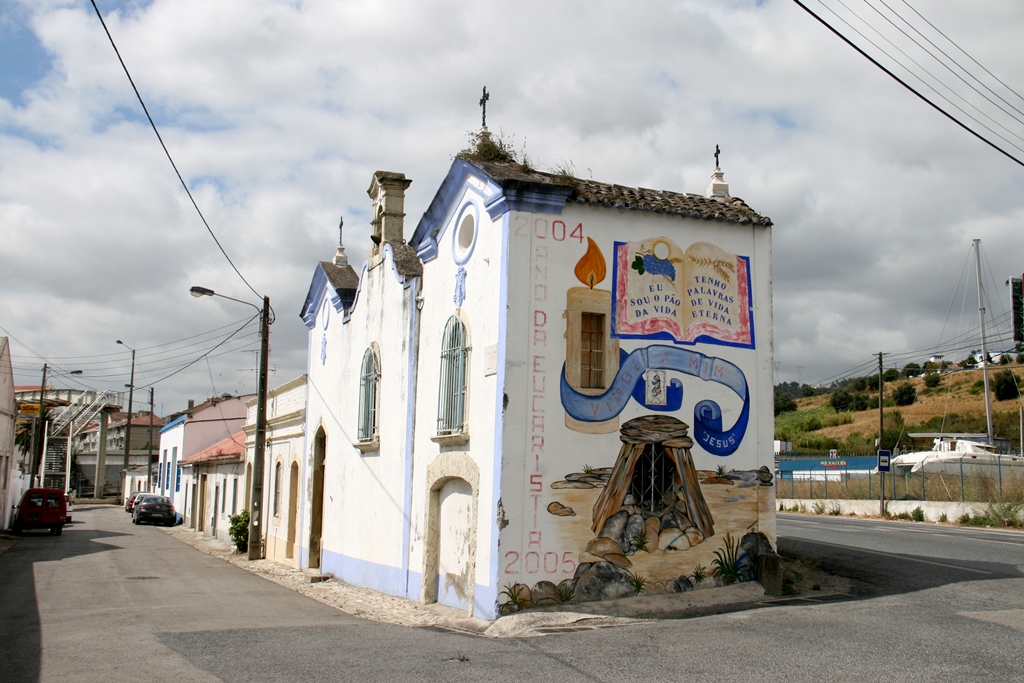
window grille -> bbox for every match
[580,312,605,389]
[436,316,468,435]
[357,348,380,441]
[630,444,675,515]
[273,461,282,517]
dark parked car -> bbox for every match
[11,488,67,535]
[133,495,175,526]
[125,490,152,513]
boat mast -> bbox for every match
[973,238,995,444]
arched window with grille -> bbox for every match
[436,316,469,436]
[357,347,380,442]
[273,461,282,517]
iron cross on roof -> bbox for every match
[480,86,490,128]
[715,144,721,169]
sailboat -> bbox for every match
[891,239,1023,475]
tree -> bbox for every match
[924,373,941,388]
[774,392,797,416]
[902,362,923,377]
[962,355,978,368]
[893,382,917,406]
[882,368,901,383]
[801,385,817,398]
[830,390,855,412]
[992,370,1022,401]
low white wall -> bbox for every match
[778,498,992,522]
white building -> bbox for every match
[298,137,776,619]
[244,375,306,566]
[0,337,19,529]
[156,395,252,517]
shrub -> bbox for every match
[831,390,855,412]
[992,369,1022,401]
[804,416,823,432]
[911,506,925,522]
[801,386,818,398]
[893,382,917,406]
[883,368,901,383]
[924,373,941,388]
[774,392,798,416]
[228,509,249,553]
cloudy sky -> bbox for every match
[2,0,1023,414]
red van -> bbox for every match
[11,488,68,536]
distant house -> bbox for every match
[293,135,776,619]
[155,395,253,520]
[179,430,247,543]
[73,411,164,497]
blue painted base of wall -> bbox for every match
[298,545,499,620]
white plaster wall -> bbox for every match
[248,377,306,568]
[0,340,16,529]
[409,181,504,617]
[498,203,775,594]
[302,246,418,594]
[157,425,185,512]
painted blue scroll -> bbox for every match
[560,345,749,456]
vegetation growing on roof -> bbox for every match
[458,129,533,171]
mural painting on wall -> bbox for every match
[502,231,773,615]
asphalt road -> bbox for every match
[1,506,1023,683]
[777,512,1024,596]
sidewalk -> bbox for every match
[160,525,853,638]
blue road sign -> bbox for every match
[877,449,891,473]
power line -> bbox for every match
[88,0,262,300]
[792,0,1024,168]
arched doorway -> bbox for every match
[308,427,326,570]
[286,461,299,560]
[435,478,473,611]
[422,452,479,616]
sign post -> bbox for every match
[877,449,891,516]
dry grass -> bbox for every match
[797,364,1023,442]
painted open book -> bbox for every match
[611,238,753,348]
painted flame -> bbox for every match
[574,237,606,288]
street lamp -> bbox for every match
[190,285,271,561]
[117,340,136,498]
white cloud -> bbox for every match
[2,0,1023,412]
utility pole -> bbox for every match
[878,351,886,516]
[250,295,270,561]
[146,388,155,491]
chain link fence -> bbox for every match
[777,452,1024,503]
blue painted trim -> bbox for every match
[310,544,497,618]
[319,548,411,598]
[410,159,572,257]
[487,212,511,618]
[160,414,185,434]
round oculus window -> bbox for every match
[452,204,478,264]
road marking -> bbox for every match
[798,538,995,575]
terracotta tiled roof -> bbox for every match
[465,158,772,226]
[180,430,246,466]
